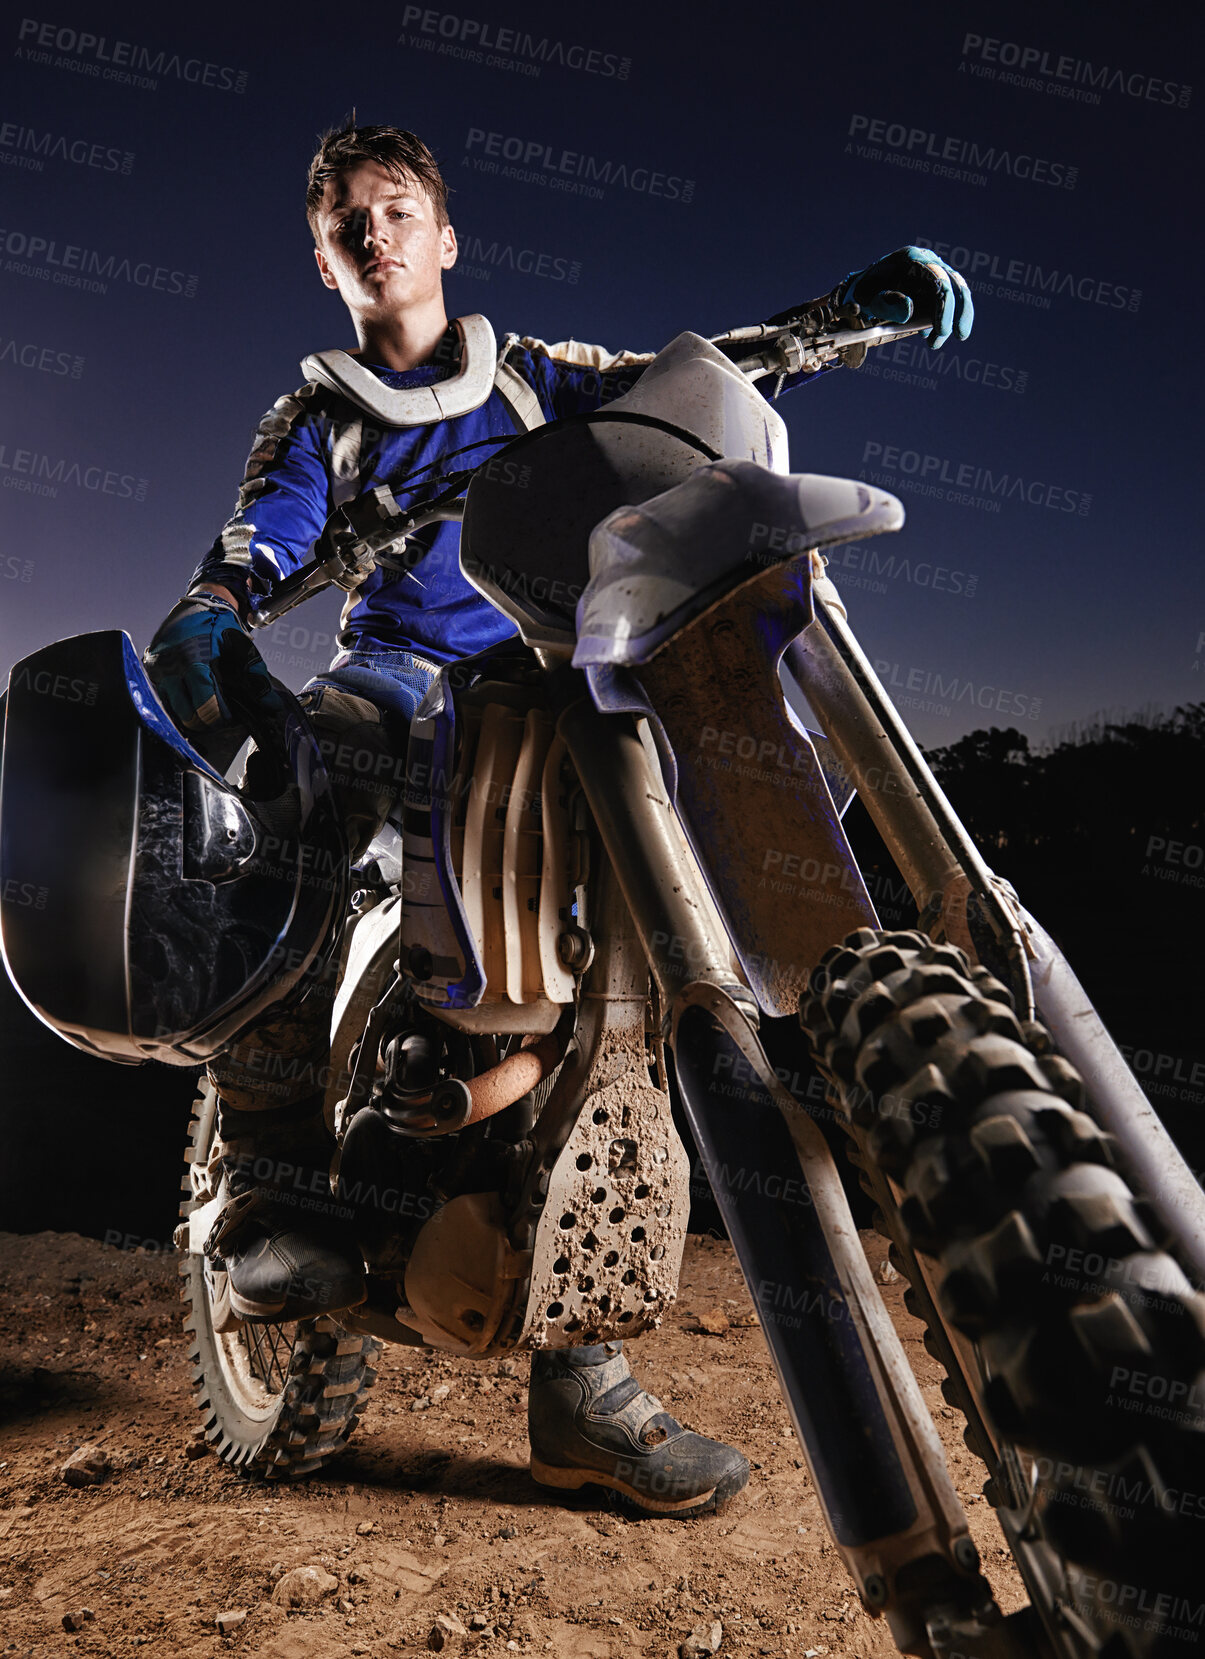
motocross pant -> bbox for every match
[207,648,437,1114]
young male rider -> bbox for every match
[144,125,973,1518]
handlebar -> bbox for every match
[709,299,932,381]
[249,495,465,628]
[248,308,932,630]
[729,321,931,379]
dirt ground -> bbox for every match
[0,1229,1024,1658]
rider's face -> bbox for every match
[313,161,457,319]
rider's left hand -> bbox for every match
[143,591,286,742]
[837,246,974,348]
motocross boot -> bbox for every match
[528,1341,749,1517]
[207,1096,367,1323]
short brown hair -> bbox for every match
[305,124,450,240]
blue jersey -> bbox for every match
[194,329,826,664]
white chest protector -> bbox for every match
[300,314,545,435]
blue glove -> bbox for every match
[837,246,973,349]
[144,592,284,738]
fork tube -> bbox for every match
[1019,906,1205,1286]
[554,693,745,1015]
[784,584,1033,1013]
[784,583,999,919]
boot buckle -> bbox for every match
[202,1187,267,1260]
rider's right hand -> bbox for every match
[144,592,282,736]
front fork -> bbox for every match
[556,687,1021,1659]
[785,576,1205,1288]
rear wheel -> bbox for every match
[179,1082,380,1479]
[802,929,1205,1658]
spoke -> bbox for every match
[266,1323,291,1391]
[238,1320,296,1394]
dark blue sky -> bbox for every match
[1,0,1201,749]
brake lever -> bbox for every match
[723,316,931,382]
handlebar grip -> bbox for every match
[247,559,330,628]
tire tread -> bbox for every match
[802,929,1205,1657]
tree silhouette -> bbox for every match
[919,703,1205,1168]
[927,703,1205,860]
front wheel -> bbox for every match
[179,1082,380,1480]
[802,929,1205,1659]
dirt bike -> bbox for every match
[3,303,1202,1658]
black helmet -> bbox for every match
[0,631,347,1065]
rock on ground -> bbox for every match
[270,1563,339,1607]
[60,1444,110,1487]
[681,1617,723,1656]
